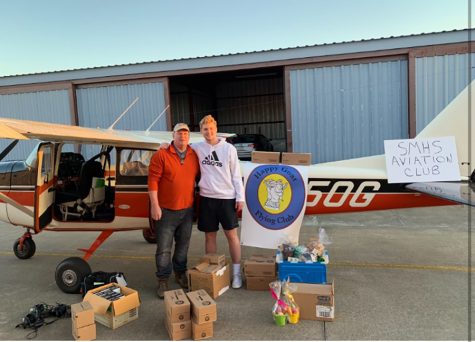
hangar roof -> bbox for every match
[0,29,473,87]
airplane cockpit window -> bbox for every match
[119,149,153,176]
[41,145,53,181]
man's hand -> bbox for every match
[160,142,170,149]
[235,201,244,213]
[150,203,162,221]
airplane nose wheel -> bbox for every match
[55,257,92,294]
[13,236,36,259]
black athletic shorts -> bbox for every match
[197,196,239,232]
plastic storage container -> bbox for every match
[278,262,326,284]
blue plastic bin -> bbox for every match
[278,262,327,284]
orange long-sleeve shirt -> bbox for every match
[148,144,199,210]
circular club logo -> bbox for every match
[246,164,305,230]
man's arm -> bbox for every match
[148,190,162,221]
[148,152,164,220]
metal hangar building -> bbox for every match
[0,29,473,162]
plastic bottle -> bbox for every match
[276,250,283,263]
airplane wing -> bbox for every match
[0,118,170,149]
[0,117,232,147]
[406,181,475,207]
[0,122,28,140]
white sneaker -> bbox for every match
[232,275,242,289]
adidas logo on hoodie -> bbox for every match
[202,151,223,167]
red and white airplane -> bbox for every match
[0,81,472,293]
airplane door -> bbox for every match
[34,143,54,232]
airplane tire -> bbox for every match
[143,228,156,244]
[55,257,92,294]
[13,237,36,259]
[143,211,157,244]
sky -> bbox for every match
[0,0,471,77]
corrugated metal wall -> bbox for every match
[76,81,167,158]
[215,77,286,151]
[290,59,408,163]
[0,89,71,160]
[415,53,475,133]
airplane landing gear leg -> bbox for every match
[13,231,36,259]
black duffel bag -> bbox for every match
[79,271,127,297]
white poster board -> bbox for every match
[240,163,308,249]
[384,136,460,184]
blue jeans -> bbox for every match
[155,207,193,279]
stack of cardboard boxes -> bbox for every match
[164,289,217,340]
[187,289,216,340]
[187,254,230,299]
[71,301,96,341]
[251,151,312,165]
[243,255,276,291]
[164,289,192,340]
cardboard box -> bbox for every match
[71,301,95,328]
[188,262,230,299]
[292,282,335,321]
[186,290,217,324]
[200,253,226,266]
[83,282,140,329]
[281,152,311,165]
[192,320,213,340]
[246,276,276,291]
[251,151,280,164]
[166,319,192,341]
[72,320,96,341]
[164,289,191,323]
[244,255,276,277]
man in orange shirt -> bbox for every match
[148,123,200,299]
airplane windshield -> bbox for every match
[25,143,40,168]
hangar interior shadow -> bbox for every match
[169,67,288,152]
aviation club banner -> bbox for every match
[241,163,308,249]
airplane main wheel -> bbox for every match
[13,237,36,259]
[143,228,156,244]
[143,212,156,243]
[55,257,92,294]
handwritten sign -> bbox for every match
[384,136,460,184]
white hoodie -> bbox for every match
[192,138,244,202]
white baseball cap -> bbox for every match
[173,123,190,132]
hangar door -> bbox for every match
[289,59,408,164]
[76,81,168,158]
[0,89,71,160]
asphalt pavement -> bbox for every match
[0,205,473,340]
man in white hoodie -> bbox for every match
[193,114,245,289]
